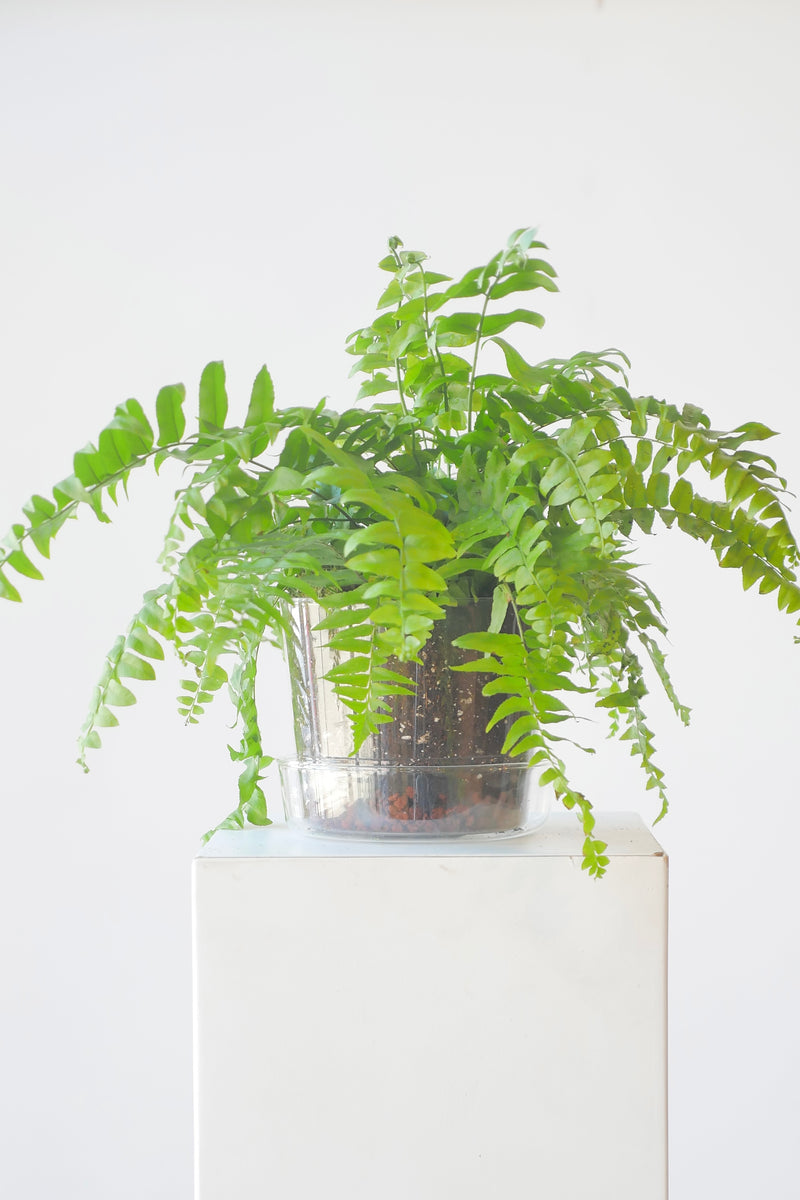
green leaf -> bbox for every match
[576,448,613,481]
[348,352,393,377]
[73,444,107,486]
[263,466,306,494]
[5,547,44,580]
[507,226,545,250]
[539,456,572,495]
[725,463,758,505]
[556,421,594,458]
[491,338,552,391]
[596,690,636,709]
[117,652,156,681]
[501,714,538,754]
[670,478,693,514]
[199,361,228,431]
[547,477,581,507]
[481,309,545,337]
[376,279,403,309]
[452,631,523,655]
[115,397,154,441]
[401,592,445,617]
[740,556,765,591]
[21,493,56,527]
[403,530,454,562]
[356,375,397,400]
[340,488,399,522]
[346,522,403,552]
[647,472,670,508]
[98,426,142,471]
[403,562,446,590]
[0,569,22,602]
[105,679,137,707]
[489,585,509,634]
[156,383,187,446]
[434,312,480,342]
[347,549,401,577]
[245,365,275,426]
[128,627,165,660]
[491,271,559,300]
[485,694,527,730]
[52,475,91,509]
[635,441,653,472]
[443,266,486,300]
[369,603,403,627]
[778,582,800,613]
[733,421,778,442]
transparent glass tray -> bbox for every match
[279,759,551,840]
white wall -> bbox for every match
[0,2,797,1197]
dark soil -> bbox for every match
[286,597,521,765]
[359,601,516,764]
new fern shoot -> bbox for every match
[2,228,799,876]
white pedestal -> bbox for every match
[193,814,668,1200]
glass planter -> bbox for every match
[279,759,550,839]
[279,599,550,840]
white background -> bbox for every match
[0,1,798,1196]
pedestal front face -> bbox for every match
[193,815,668,1200]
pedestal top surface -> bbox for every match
[197,812,665,860]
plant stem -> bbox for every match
[388,241,411,419]
[467,247,511,433]
[308,490,363,527]
[0,439,196,570]
[416,264,450,413]
[467,290,492,434]
[247,458,361,525]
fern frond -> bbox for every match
[76,586,170,769]
[203,633,272,839]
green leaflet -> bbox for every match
[245,365,275,426]
[117,652,156,681]
[75,611,168,769]
[0,570,22,602]
[199,361,229,431]
[156,383,187,446]
[2,527,44,581]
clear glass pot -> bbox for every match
[279,598,550,839]
[279,758,550,840]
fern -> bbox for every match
[3,227,799,873]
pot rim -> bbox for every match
[278,756,537,773]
